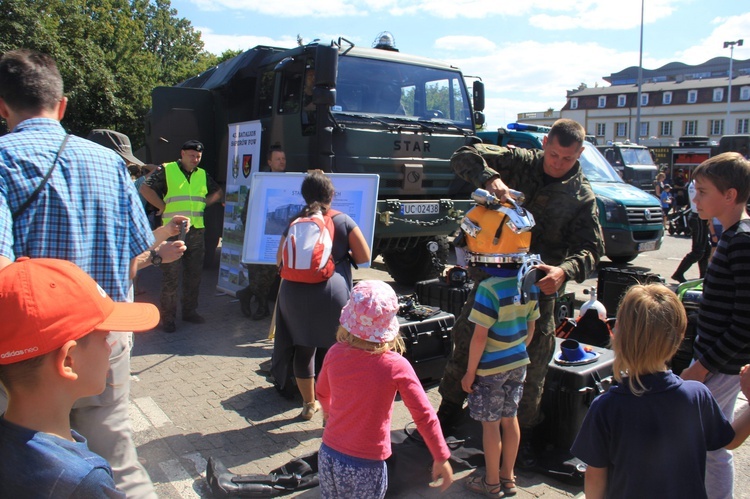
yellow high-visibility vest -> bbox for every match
[162,161,208,228]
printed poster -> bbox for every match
[217,120,262,295]
[241,172,379,267]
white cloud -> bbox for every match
[187,0,680,27]
[434,36,496,53]
[196,27,297,55]
[190,0,361,17]
[674,12,750,64]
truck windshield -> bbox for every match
[334,56,473,129]
[579,146,623,183]
[620,148,655,166]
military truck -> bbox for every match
[596,142,658,193]
[478,123,664,264]
[144,35,485,284]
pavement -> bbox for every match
[129,254,750,498]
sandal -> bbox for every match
[500,476,517,496]
[465,475,502,497]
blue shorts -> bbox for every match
[468,366,527,422]
[318,443,388,499]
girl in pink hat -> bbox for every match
[316,280,454,498]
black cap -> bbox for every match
[181,140,204,152]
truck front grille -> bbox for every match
[626,206,662,225]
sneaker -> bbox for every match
[183,312,206,324]
[671,273,687,284]
[299,401,320,420]
[162,320,176,333]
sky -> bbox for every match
[171,0,749,129]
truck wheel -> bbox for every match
[382,236,449,285]
[608,254,638,264]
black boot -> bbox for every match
[436,399,464,436]
[516,427,538,469]
[671,259,690,283]
[252,297,270,321]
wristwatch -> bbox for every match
[149,249,162,267]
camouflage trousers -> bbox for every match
[438,267,557,430]
[160,227,205,321]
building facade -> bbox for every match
[547,57,750,145]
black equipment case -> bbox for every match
[415,278,472,318]
[597,267,664,317]
[540,338,615,450]
[398,311,455,385]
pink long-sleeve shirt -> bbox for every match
[317,342,451,463]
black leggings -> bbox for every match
[292,345,317,379]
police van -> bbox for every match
[477,123,664,264]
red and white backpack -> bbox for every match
[280,209,341,283]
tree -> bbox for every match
[0,0,217,147]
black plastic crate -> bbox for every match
[597,267,664,318]
[398,311,455,384]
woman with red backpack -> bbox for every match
[270,171,371,420]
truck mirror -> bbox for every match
[474,111,485,127]
[473,81,485,112]
[313,87,336,107]
[315,45,338,89]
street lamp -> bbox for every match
[724,39,744,135]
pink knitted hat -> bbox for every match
[340,280,400,343]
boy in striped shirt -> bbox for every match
[462,269,540,496]
[680,152,750,499]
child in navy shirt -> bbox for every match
[571,284,750,499]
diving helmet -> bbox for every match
[461,188,536,265]
[460,189,544,304]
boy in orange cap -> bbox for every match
[0,258,159,496]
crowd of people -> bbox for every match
[1,47,750,499]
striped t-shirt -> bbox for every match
[469,275,541,376]
[695,218,750,375]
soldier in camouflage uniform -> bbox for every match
[237,148,286,320]
[438,119,604,466]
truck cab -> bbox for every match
[477,123,664,264]
[596,142,658,193]
[145,37,485,284]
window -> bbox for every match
[641,93,649,106]
[683,120,698,135]
[570,97,578,109]
[710,119,724,136]
[615,122,627,137]
[662,92,672,105]
[659,121,673,136]
[617,95,626,107]
[739,119,749,134]
[713,88,724,102]
[598,96,607,108]
[596,123,606,137]
[639,122,649,137]
[687,90,698,104]
[741,87,750,101]
[258,71,275,117]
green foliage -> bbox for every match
[0,0,218,148]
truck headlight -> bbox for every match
[598,196,627,224]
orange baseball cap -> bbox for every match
[0,257,160,364]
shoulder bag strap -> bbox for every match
[12,134,71,220]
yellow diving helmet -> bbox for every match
[461,189,535,265]
[460,189,544,304]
